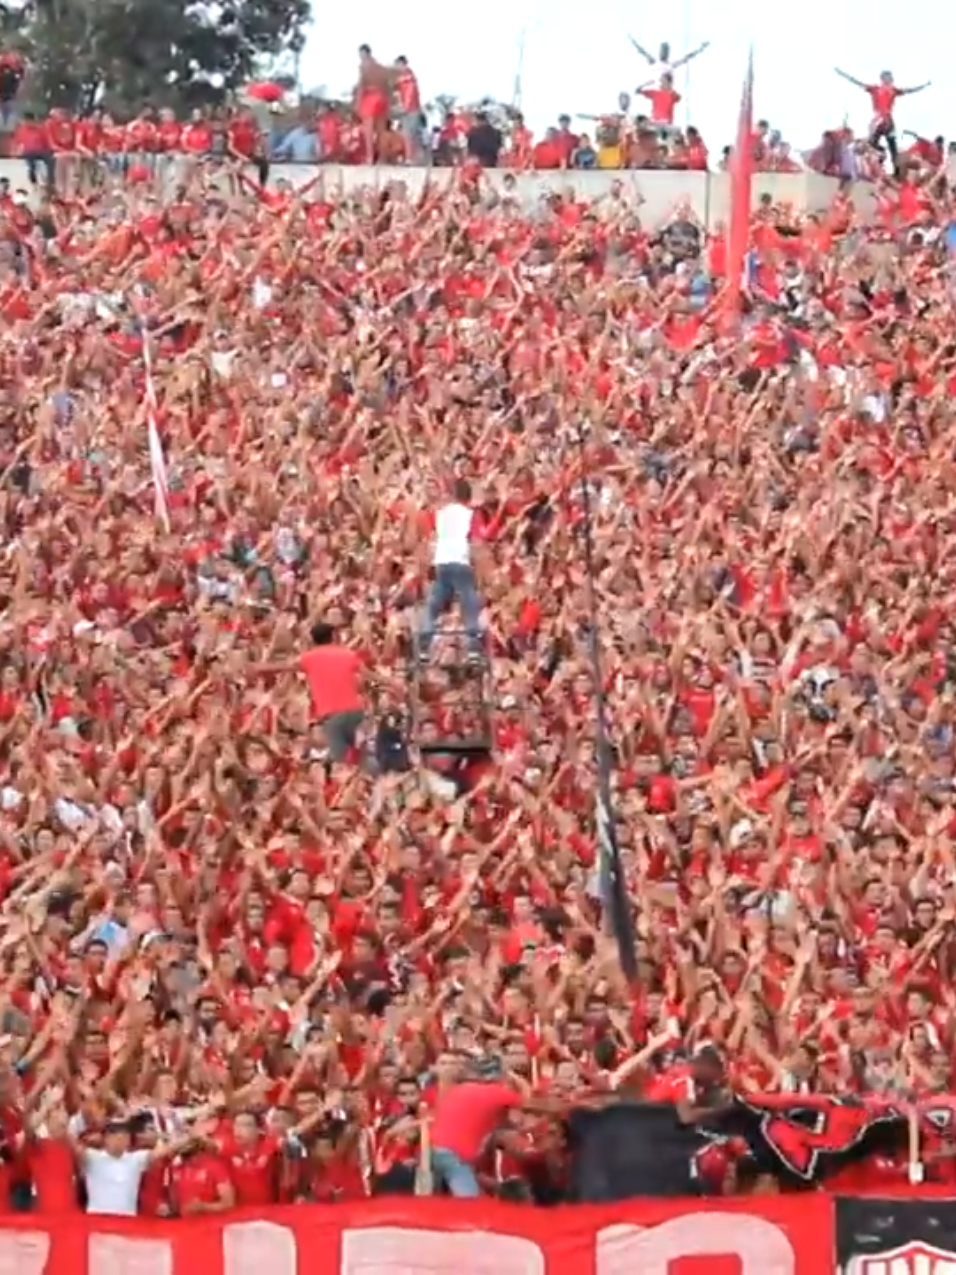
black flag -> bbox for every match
[572,416,637,985]
[596,762,638,982]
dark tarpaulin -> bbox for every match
[565,1102,707,1201]
[563,1095,910,1203]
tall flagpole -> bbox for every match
[682,0,692,127]
[573,416,638,984]
[512,29,527,112]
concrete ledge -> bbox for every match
[0,160,874,227]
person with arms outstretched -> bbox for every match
[629,37,710,88]
[835,67,930,176]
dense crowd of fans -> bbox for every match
[0,40,811,175]
[0,47,953,1215]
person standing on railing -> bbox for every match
[394,57,425,164]
[417,478,496,665]
[356,44,392,162]
[834,67,930,176]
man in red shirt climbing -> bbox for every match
[257,621,366,765]
[429,1057,554,1198]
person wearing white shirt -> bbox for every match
[71,1114,193,1216]
[627,36,710,89]
[418,478,488,663]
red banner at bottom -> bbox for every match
[0,1196,833,1275]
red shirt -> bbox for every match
[125,119,158,151]
[46,115,76,151]
[181,123,212,154]
[532,139,562,169]
[101,124,125,154]
[29,1137,78,1214]
[395,70,421,114]
[76,119,102,154]
[13,120,48,155]
[157,121,182,153]
[308,1152,365,1202]
[868,84,901,121]
[316,113,342,160]
[228,117,259,158]
[220,1135,279,1206]
[554,130,578,165]
[138,1157,170,1217]
[641,87,681,125]
[430,1081,521,1163]
[299,645,362,718]
[645,1065,694,1103]
[170,1150,232,1212]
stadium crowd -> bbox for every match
[0,40,813,176]
[0,59,952,1214]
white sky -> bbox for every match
[298,0,948,150]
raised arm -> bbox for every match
[901,81,931,96]
[671,41,711,71]
[628,35,655,64]
[834,68,867,91]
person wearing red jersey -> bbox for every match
[645,1045,734,1124]
[315,104,342,162]
[169,1141,234,1216]
[215,1111,278,1206]
[835,66,930,176]
[393,56,424,164]
[637,72,681,128]
[370,1075,425,1194]
[125,109,158,174]
[227,109,267,186]
[181,110,213,166]
[154,108,182,185]
[301,1126,366,1202]
[13,111,53,190]
[98,111,126,175]
[26,1092,79,1216]
[75,110,104,186]
[258,621,366,766]
[429,1057,557,1198]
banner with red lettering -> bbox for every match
[0,1196,832,1275]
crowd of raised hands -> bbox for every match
[0,154,949,1210]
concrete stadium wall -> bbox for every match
[0,161,873,228]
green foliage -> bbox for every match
[9,0,310,114]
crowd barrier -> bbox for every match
[1,1194,953,1274]
[0,159,878,227]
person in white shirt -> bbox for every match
[627,36,710,89]
[71,1114,193,1216]
[418,478,486,664]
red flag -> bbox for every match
[141,333,170,532]
[722,48,754,325]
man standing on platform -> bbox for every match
[418,478,490,666]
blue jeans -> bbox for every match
[432,1147,481,1198]
[419,563,483,655]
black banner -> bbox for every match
[565,1102,707,1201]
[565,1095,911,1203]
[835,1196,956,1273]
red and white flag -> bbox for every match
[722,47,755,328]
